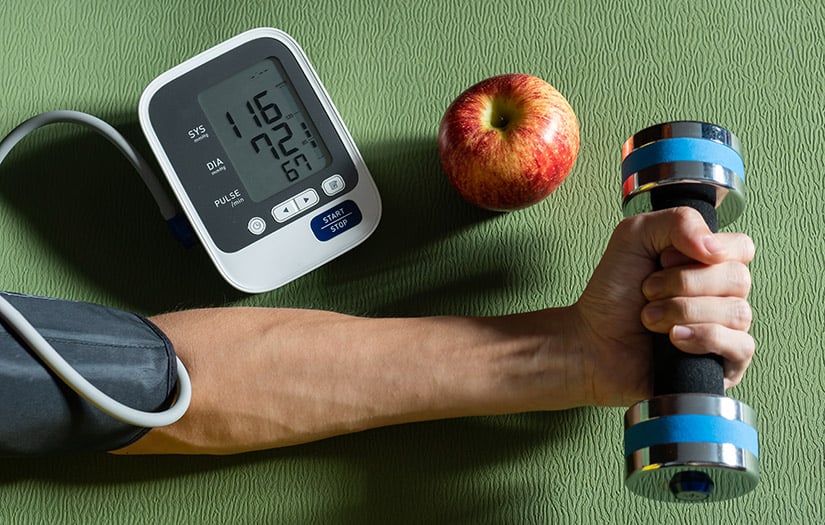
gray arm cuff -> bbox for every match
[0,292,178,455]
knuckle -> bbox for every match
[679,297,699,320]
[614,214,641,237]
[724,363,743,383]
[743,268,753,294]
[741,234,756,262]
[731,263,752,295]
[741,333,756,361]
[671,206,695,222]
[705,323,726,345]
[727,377,742,388]
[674,269,695,295]
[733,299,753,329]
[679,271,706,296]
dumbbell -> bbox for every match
[620,121,759,502]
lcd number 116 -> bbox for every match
[225,90,316,182]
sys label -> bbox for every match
[311,200,362,242]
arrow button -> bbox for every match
[272,199,299,223]
[295,189,320,211]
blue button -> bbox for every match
[311,200,362,241]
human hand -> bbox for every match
[570,207,755,407]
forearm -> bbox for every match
[112,209,754,455]
[114,306,584,455]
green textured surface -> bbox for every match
[0,0,823,523]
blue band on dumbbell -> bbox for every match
[621,137,745,183]
[624,414,759,458]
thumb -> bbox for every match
[639,207,726,265]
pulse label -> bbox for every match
[214,189,245,208]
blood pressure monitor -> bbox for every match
[139,28,381,293]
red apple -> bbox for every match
[437,73,580,211]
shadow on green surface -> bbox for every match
[0,411,589,524]
[0,122,502,315]
[308,413,587,525]
[308,137,535,317]
[0,116,244,312]
[0,124,575,521]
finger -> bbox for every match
[658,247,695,268]
[643,262,752,301]
[641,296,753,333]
[659,232,755,269]
[640,207,723,264]
[667,323,755,389]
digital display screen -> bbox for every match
[198,58,331,202]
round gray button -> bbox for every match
[247,217,267,235]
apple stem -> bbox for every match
[488,97,519,132]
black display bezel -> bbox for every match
[148,37,358,253]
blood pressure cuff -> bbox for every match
[0,291,178,455]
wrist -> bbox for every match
[473,307,589,414]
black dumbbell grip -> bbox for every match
[649,184,725,396]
